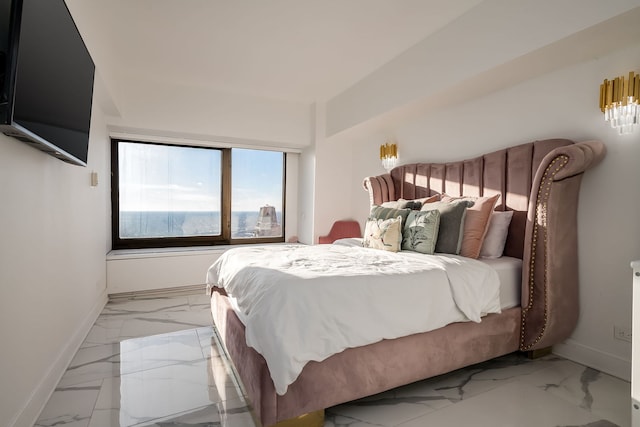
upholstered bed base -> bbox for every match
[209,138,606,427]
[211,289,521,426]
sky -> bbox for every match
[119,142,283,212]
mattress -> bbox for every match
[479,256,522,310]
[336,238,522,310]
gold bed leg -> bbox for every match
[273,410,324,427]
[525,346,552,359]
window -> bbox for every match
[111,140,285,249]
[231,148,284,239]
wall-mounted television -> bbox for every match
[0,0,95,166]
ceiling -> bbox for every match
[72,0,483,103]
[67,0,640,144]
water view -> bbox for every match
[120,210,282,239]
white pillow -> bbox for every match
[480,211,514,258]
[380,200,403,209]
[363,216,402,252]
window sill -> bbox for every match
[106,242,300,261]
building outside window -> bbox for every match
[230,148,284,239]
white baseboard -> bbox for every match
[109,283,206,300]
[553,338,631,382]
[10,289,108,427]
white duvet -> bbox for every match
[206,244,501,395]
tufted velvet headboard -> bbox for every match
[363,138,606,350]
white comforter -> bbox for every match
[206,244,501,395]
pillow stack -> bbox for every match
[420,199,474,254]
[363,193,512,259]
[440,194,500,258]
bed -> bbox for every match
[207,138,605,427]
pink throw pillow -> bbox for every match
[441,194,500,259]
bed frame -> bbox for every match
[210,138,605,427]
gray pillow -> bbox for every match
[402,210,441,254]
[421,200,474,254]
[370,205,411,229]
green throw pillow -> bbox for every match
[402,210,441,254]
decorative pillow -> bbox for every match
[441,194,501,259]
[421,199,473,254]
[380,195,440,210]
[418,194,442,204]
[408,195,441,209]
[402,210,441,254]
[380,200,404,209]
[401,199,423,210]
[362,216,403,252]
[370,205,411,228]
[480,210,514,258]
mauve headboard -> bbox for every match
[363,138,606,350]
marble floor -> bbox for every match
[35,292,631,427]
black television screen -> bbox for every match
[0,0,95,166]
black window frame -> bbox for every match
[110,139,286,250]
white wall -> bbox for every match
[65,0,123,118]
[319,42,640,380]
[0,92,110,425]
[107,249,224,294]
[108,76,312,150]
[308,103,358,243]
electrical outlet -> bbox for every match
[614,325,632,342]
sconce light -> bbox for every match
[599,71,639,135]
[380,141,398,172]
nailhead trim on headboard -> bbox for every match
[520,155,569,351]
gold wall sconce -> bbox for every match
[380,141,398,172]
[600,71,639,135]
